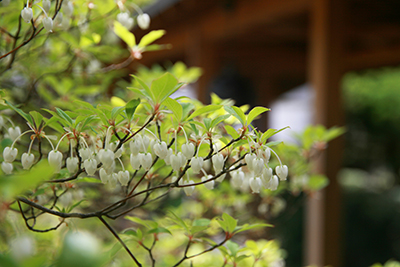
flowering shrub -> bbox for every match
[0,0,343,266]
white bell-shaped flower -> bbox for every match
[252,158,264,177]
[2,161,13,174]
[130,154,141,170]
[202,175,214,190]
[212,153,224,173]
[84,158,97,176]
[249,177,262,193]
[275,165,288,181]
[98,149,114,169]
[231,170,244,188]
[114,145,124,158]
[129,139,140,155]
[108,173,118,190]
[164,148,174,165]
[8,127,21,141]
[181,143,195,160]
[66,157,78,173]
[170,152,185,173]
[118,170,130,186]
[190,156,203,174]
[21,7,33,23]
[99,168,109,184]
[245,153,257,171]
[139,152,152,170]
[61,16,70,30]
[3,147,17,163]
[43,0,51,13]
[259,146,271,164]
[63,0,73,17]
[54,12,63,25]
[48,150,63,173]
[141,135,150,152]
[153,141,168,159]
[137,13,150,30]
[261,167,273,188]
[117,12,134,30]
[78,147,92,161]
[105,160,116,175]
[21,153,35,169]
[183,180,195,196]
[216,173,226,183]
[269,175,279,190]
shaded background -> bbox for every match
[131,0,400,266]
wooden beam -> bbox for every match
[345,45,400,71]
[306,0,346,266]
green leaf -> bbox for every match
[224,106,245,125]
[29,111,44,129]
[167,211,189,232]
[151,73,180,104]
[147,227,172,235]
[111,106,125,121]
[75,177,102,183]
[261,126,290,143]
[226,240,240,256]
[125,216,158,229]
[113,21,136,47]
[67,199,86,212]
[0,161,54,201]
[234,223,273,234]
[222,213,237,233]
[164,98,183,122]
[186,105,222,121]
[203,118,212,131]
[5,100,34,126]
[138,30,166,48]
[247,106,270,125]
[131,75,154,102]
[225,125,239,139]
[210,114,231,129]
[56,107,74,126]
[125,98,140,121]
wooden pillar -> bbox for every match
[305,0,345,266]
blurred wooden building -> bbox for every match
[132,0,400,266]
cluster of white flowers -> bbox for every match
[116,0,151,30]
[1,118,287,196]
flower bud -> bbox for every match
[48,150,63,173]
[190,156,203,174]
[202,175,214,190]
[118,170,130,186]
[170,152,184,173]
[43,0,51,13]
[84,158,97,176]
[275,165,288,181]
[129,139,140,155]
[137,13,150,30]
[181,143,195,160]
[139,152,152,170]
[99,168,109,184]
[22,153,35,170]
[2,162,13,174]
[117,12,134,30]
[66,157,78,173]
[153,141,168,159]
[212,153,224,174]
[183,180,195,196]
[261,167,273,188]
[8,127,21,141]
[130,154,141,170]
[249,177,262,193]
[21,7,33,23]
[3,147,17,163]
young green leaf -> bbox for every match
[225,125,239,139]
[224,106,245,125]
[125,98,140,121]
[138,30,166,48]
[56,107,74,126]
[247,106,270,125]
[5,100,34,126]
[150,73,180,104]
[113,21,136,47]
[186,105,222,121]
[131,75,154,102]
[164,97,183,122]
